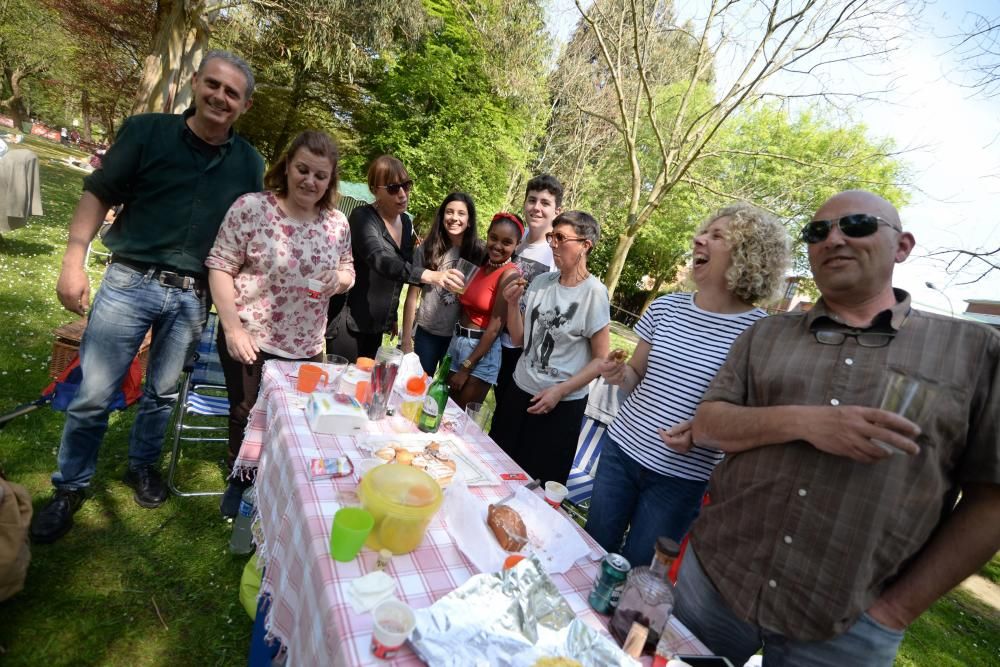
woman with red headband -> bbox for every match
[446,212,524,408]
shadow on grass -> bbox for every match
[0,236,56,257]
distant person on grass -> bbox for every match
[30,51,263,544]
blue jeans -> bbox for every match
[674,548,905,667]
[413,325,452,376]
[584,434,707,567]
[52,263,206,489]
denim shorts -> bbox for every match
[447,334,501,384]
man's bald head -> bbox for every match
[814,190,901,229]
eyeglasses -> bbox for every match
[376,180,413,195]
[813,329,895,348]
[800,214,901,244]
[545,231,587,246]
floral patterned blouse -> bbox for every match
[206,191,354,358]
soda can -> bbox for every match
[588,553,631,614]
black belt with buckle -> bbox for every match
[455,323,484,340]
[112,256,206,291]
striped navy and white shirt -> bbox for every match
[608,293,767,481]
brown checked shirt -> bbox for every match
[690,290,1000,641]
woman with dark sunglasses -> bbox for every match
[326,155,465,361]
[583,203,790,567]
[401,192,484,375]
[491,211,611,485]
[445,212,524,408]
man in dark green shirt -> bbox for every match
[31,51,264,544]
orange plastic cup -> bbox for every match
[297,364,329,393]
[355,380,372,404]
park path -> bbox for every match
[960,574,1000,612]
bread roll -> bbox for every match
[487,504,527,552]
[374,447,396,462]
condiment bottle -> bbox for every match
[611,537,679,655]
[417,354,451,433]
[400,376,427,422]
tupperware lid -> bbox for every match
[364,462,443,510]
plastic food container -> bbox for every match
[358,463,443,554]
[339,366,370,399]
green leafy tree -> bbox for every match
[353,0,550,229]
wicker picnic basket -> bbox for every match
[48,317,151,379]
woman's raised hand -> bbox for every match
[434,268,465,292]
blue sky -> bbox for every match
[545,0,1000,313]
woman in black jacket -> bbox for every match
[326,155,464,361]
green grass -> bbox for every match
[1,135,997,666]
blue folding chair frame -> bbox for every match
[166,312,229,497]
[565,416,607,505]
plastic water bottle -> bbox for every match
[229,486,256,554]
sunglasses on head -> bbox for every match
[377,180,413,195]
[800,214,900,244]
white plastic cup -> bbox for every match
[307,278,323,299]
[544,481,568,508]
[370,599,416,659]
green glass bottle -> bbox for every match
[417,354,451,433]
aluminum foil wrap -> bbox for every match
[410,556,637,666]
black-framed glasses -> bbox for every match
[813,329,895,348]
[376,180,413,195]
[545,231,586,246]
[800,214,901,244]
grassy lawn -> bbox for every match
[0,136,997,666]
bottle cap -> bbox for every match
[655,536,681,557]
[405,376,426,395]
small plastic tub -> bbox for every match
[357,463,443,554]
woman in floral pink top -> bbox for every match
[206,131,354,514]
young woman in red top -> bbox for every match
[446,213,524,408]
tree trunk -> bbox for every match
[2,67,28,130]
[132,0,210,115]
[81,89,93,142]
[270,68,308,162]
[603,221,638,299]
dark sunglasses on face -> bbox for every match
[377,180,413,195]
[545,231,587,246]
[813,329,895,348]
[800,214,900,244]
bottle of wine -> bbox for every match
[417,354,451,433]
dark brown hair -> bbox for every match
[264,131,340,210]
[367,155,409,192]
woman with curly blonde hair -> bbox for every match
[584,202,790,567]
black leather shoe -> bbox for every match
[30,488,85,544]
[123,465,168,508]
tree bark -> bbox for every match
[81,88,93,142]
[1,66,28,130]
[132,0,210,115]
[270,68,308,162]
[603,218,638,296]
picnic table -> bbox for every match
[233,359,710,666]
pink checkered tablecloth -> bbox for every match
[235,360,709,666]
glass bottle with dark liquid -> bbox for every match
[610,537,681,655]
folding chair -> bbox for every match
[564,415,607,516]
[166,312,228,497]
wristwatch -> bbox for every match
[461,358,473,370]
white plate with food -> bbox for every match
[356,434,497,487]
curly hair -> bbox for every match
[696,202,790,305]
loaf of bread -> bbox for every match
[487,504,528,552]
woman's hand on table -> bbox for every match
[659,420,693,453]
[224,324,259,364]
[527,384,565,415]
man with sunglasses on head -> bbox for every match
[673,190,1000,667]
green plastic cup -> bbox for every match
[330,507,374,562]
